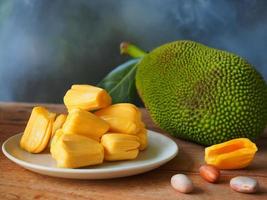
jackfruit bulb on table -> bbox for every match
[121,40,267,146]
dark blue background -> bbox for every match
[0,0,266,103]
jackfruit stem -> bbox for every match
[120,42,147,58]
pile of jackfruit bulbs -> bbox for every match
[20,85,148,168]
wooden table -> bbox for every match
[0,102,266,200]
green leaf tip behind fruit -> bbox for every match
[98,59,140,104]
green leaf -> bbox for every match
[98,59,140,104]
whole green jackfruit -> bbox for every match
[135,40,267,145]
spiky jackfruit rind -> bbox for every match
[136,40,267,145]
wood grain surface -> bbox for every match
[0,102,266,200]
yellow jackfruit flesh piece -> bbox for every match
[136,128,148,151]
[20,107,56,153]
[50,129,65,158]
[64,84,112,111]
[62,109,109,141]
[52,114,67,137]
[101,133,140,161]
[33,118,54,153]
[95,103,143,134]
[97,116,138,135]
[205,138,258,169]
[51,133,104,168]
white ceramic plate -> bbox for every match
[2,130,178,179]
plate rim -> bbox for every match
[2,130,178,174]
